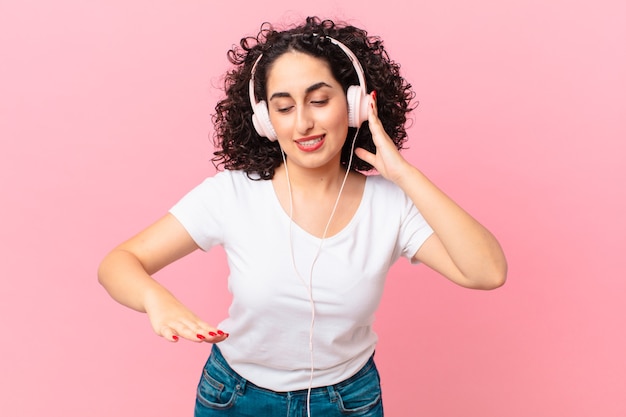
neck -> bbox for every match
[282,157,352,242]
[276,160,348,194]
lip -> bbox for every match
[294,134,325,152]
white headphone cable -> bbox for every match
[281,128,360,417]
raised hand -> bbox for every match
[354,91,412,184]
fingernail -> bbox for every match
[196,334,206,340]
[209,332,217,337]
[217,330,225,336]
[372,90,377,101]
[172,335,179,341]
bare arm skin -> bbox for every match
[355,92,507,289]
[98,213,229,342]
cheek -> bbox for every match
[268,112,295,140]
[323,103,350,132]
[331,116,350,140]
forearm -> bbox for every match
[97,249,175,313]
[396,164,507,286]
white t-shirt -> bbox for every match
[169,169,433,391]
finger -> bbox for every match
[173,316,215,343]
[186,318,229,343]
[204,328,230,344]
[370,90,378,114]
[189,322,223,343]
[213,330,230,344]
[367,92,393,146]
[158,326,180,343]
[161,324,229,344]
[367,91,382,128]
[162,320,206,343]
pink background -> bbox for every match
[1,1,625,416]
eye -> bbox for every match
[275,105,294,114]
[310,98,329,106]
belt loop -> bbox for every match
[327,385,338,403]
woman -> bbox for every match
[98,16,507,417]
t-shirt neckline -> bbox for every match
[267,174,371,242]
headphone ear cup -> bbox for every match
[346,85,369,128]
[251,100,278,141]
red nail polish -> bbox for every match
[196,334,206,340]
[172,335,179,341]
[217,330,225,336]
[209,332,217,337]
[372,90,377,101]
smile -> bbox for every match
[294,135,325,152]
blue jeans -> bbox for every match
[194,345,384,416]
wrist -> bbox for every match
[390,162,422,189]
[142,283,175,314]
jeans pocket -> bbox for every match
[333,362,383,415]
[195,353,242,410]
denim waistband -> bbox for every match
[209,344,376,397]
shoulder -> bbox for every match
[173,169,264,207]
[208,169,250,183]
[363,174,417,216]
[170,169,270,223]
[365,174,406,199]
[195,169,263,191]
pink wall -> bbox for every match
[1,1,625,416]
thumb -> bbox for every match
[355,147,375,166]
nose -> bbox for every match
[295,106,314,134]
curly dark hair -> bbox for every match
[211,16,415,180]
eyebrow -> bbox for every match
[269,82,333,101]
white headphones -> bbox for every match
[248,36,369,141]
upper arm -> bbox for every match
[113,213,200,275]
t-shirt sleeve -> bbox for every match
[168,173,229,251]
[398,193,434,263]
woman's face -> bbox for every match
[265,51,349,172]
